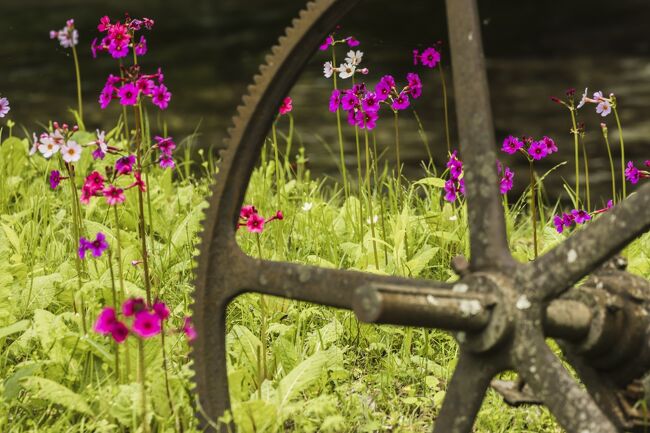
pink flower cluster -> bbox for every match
[413,45,441,68]
[279,97,293,115]
[154,136,177,169]
[329,73,422,130]
[577,89,613,117]
[91,15,153,59]
[99,69,171,110]
[553,209,592,233]
[239,205,283,233]
[501,135,557,161]
[79,162,145,206]
[319,33,360,51]
[625,160,650,184]
[94,298,170,343]
[50,19,78,49]
[30,122,82,163]
[497,161,515,194]
[444,151,465,202]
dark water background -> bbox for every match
[2,0,650,201]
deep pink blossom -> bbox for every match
[346,36,360,47]
[118,83,139,106]
[132,310,162,338]
[84,171,105,194]
[418,47,441,68]
[279,97,292,115]
[123,298,146,317]
[375,75,395,101]
[501,136,523,154]
[391,92,410,111]
[329,89,341,112]
[499,167,514,194]
[444,179,461,202]
[111,322,129,343]
[151,84,171,109]
[99,85,115,109]
[115,155,136,175]
[103,185,125,205]
[246,213,265,233]
[341,91,360,111]
[319,35,333,51]
[625,161,640,184]
[153,301,170,320]
[571,209,591,224]
[447,151,463,180]
[361,91,380,112]
[354,110,378,130]
[79,232,109,259]
[134,35,148,56]
[154,136,176,155]
[129,172,147,192]
[541,136,557,154]
[406,73,422,99]
[183,317,197,341]
[159,154,175,169]
[528,141,548,161]
[136,77,155,96]
[240,205,258,219]
[94,307,118,334]
[49,170,62,189]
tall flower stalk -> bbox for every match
[414,44,450,152]
[600,123,617,203]
[51,20,84,127]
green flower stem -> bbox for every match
[529,160,538,259]
[354,123,364,245]
[66,164,86,333]
[372,132,389,266]
[107,248,120,382]
[364,129,380,269]
[601,125,617,202]
[133,105,152,305]
[569,108,581,207]
[438,64,451,153]
[580,135,591,212]
[71,44,84,129]
[332,49,349,198]
[612,102,626,198]
[113,203,130,380]
[138,339,149,433]
[272,118,283,208]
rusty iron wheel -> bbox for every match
[191,0,650,432]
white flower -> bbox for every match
[93,129,108,153]
[596,100,612,117]
[50,129,65,146]
[323,61,334,78]
[345,50,363,66]
[302,202,313,212]
[38,135,60,158]
[366,215,379,224]
[576,87,588,109]
[338,63,356,79]
[593,91,604,101]
[0,97,10,118]
[61,140,82,163]
[57,29,78,48]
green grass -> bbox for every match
[0,127,648,433]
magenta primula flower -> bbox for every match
[94,307,118,334]
[447,151,463,180]
[346,36,360,47]
[329,89,341,112]
[123,297,146,317]
[571,209,591,224]
[103,185,125,205]
[625,161,640,184]
[153,301,170,320]
[361,91,380,112]
[118,83,139,105]
[115,155,136,175]
[444,179,461,202]
[128,172,147,192]
[246,213,265,233]
[541,136,558,154]
[159,154,175,169]
[406,73,422,99]
[319,35,333,51]
[183,317,197,341]
[49,170,62,189]
[132,310,162,338]
[136,77,155,96]
[528,140,548,161]
[341,91,360,111]
[279,96,292,115]
[83,171,105,194]
[499,167,514,194]
[151,83,172,109]
[501,135,524,154]
[240,205,258,219]
[354,110,378,130]
[391,92,410,111]
[99,85,115,109]
[415,47,441,68]
[134,35,148,56]
[375,75,395,102]
[79,232,109,259]
[154,136,176,155]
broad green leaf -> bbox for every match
[0,319,29,340]
[414,177,446,188]
[22,376,94,416]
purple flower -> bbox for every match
[419,47,441,68]
[446,151,463,180]
[115,155,136,175]
[625,161,640,184]
[346,36,360,47]
[406,73,422,99]
[541,136,557,154]
[499,167,514,194]
[501,135,524,154]
[329,89,341,112]
[553,215,565,233]
[123,298,146,317]
[354,110,378,130]
[49,170,62,189]
[118,83,139,106]
[596,100,612,117]
[375,75,395,102]
[132,310,162,338]
[391,92,410,111]
[159,154,175,169]
[79,232,109,259]
[0,97,10,118]
[136,78,155,96]
[153,301,170,320]
[319,35,333,51]
[134,35,147,56]
[151,84,171,110]
[571,209,591,224]
[154,136,176,155]
[361,92,380,112]
[341,91,359,111]
[183,317,197,341]
[444,179,461,202]
[94,307,118,334]
[528,140,548,161]
[99,85,115,109]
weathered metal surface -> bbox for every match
[191,0,650,432]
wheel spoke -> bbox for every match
[236,256,452,310]
[445,0,511,271]
[432,351,501,433]
[514,328,619,433]
[529,183,650,300]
